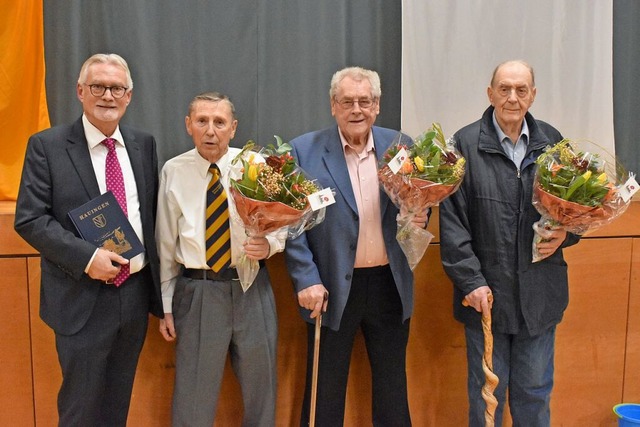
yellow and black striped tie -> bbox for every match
[206,165,231,272]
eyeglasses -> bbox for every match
[86,84,129,99]
[334,97,376,110]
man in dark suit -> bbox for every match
[14,53,162,427]
[284,66,428,426]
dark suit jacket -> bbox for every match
[284,126,414,331]
[14,117,163,335]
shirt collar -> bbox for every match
[193,147,233,179]
[492,110,529,144]
[82,114,125,149]
[338,126,375,157]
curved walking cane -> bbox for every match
[309,291,328,427]
[464,294,498,427]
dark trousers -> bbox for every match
[54,270,150,427]
[300,265,412,427]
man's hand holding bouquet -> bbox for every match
[378,123,466,269]
[532,139,638,262]
[229,136,333,288]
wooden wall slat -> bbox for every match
[625,238,640,402]
[28,257,60,427]
[0,202,37,256]
[0,258,35,427]
[2,201,638,426]
[555,239,631,426]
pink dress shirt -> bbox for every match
[339,129,389,268]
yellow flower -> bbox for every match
[596,172,608,184]
[414,156,425,172]
[248,164,259,181]
[581,170,592,181]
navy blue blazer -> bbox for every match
[14,117,163,335]
[284,126,414,331]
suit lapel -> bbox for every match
[321,129,359,215]
[121,127,147,215]
[372,127,391,215]
[66,119,101,199]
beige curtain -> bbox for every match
[401,0,614,155]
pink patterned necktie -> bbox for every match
[102,138,130,286]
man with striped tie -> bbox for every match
[156,92,286,427]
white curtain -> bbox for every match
[401,1,614,154]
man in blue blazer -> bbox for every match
[285,67,428,426]
[14,53,162,427]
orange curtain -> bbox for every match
[0,1,50,201]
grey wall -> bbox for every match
[613,0,640,176]
[43,0,402,167]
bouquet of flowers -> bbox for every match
[532,139,637,262]
[229,136,330,288]
[378,123,466,269]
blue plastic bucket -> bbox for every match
[614,403,640,426]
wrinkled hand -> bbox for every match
[534,225,567,258]
[399,205,429,229]
[463,286,493,317]
[243,236,270,260]
[410,210,429,228]
[87,248,129,283]
[297,284,329,319]
[159,313,177,341]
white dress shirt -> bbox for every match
[83,114,146,274]
[156,147,286,313]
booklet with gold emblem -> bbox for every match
[68,191,144,259]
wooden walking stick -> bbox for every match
[309,292,328,427]
[464,293,498,427]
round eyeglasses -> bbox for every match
[86,84,129,99]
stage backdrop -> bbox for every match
[0,1,50,200]
[1,2,639,200]
[41,0,402,170]
[401,0,614,156]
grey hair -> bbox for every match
[188,92,236,119]
[77,53,133,89]
[329,66,382,100]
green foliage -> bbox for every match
[382,123,465,185]
[536,139,612,206]
[230,137,319,210]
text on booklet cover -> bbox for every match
[68,191,144,259]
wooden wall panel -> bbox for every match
[555,239,631,426]
[0,258,34,427]
[127,319,174,426]
[586,202,640,238]
[405,246,467,426]
[0,202,37,256]
[3,201,639,427]
[28,257,60,427]
[625,238,640,402]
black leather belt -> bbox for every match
[353,264,391,276]
[183,267,238,281]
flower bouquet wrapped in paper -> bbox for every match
[229,136,332,287]
[532,139,638,262]
[378,123,466,269]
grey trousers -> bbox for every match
[171,267,277,427]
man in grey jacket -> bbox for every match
[439,60,580,427]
